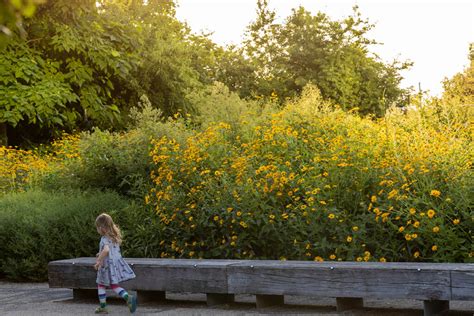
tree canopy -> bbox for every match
[1,0,415,146]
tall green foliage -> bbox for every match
[0,0,45,46]
[0,0,210,145]
[0,0,141,145]
[0,0,412,146]
[441,44,474,105]
[242,2,410,115]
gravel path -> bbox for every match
[1,281,473,315]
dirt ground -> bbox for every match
[1,281,473,315]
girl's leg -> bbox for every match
[110,284,129,300]
[111,284,137,313]
[95,284,108,313]
[98,284,107,307]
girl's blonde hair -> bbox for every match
[95,213,122,245]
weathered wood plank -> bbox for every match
[227,261,452,300]
[451,270,474,300]
[48,258,474,303]
[48,258,241,293]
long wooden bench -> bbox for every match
[48,258,474,316]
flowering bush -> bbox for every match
[0,133,81,194]
[1,86,472,265]
[146,87,473,262]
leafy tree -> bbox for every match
[1,0,142,145]
[243,3,410,115]
[0,0,45,47]
[441,43,474,105]
[1,0,209,145]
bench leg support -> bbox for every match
[136,290,166,303]
[73,289,97,300]
[336,297,364,312]
[206,293,234,306]
[423,300,449,316]
[256,294,284,308]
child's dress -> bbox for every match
[96,236,136,286]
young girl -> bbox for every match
[94,213,137,314]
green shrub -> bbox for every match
[145,86,473,263]
[0,189,133,281]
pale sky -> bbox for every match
[176,0,474,96]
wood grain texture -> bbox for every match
[48,258,241,293]
[227,263,451,300]
[451,270,474,300]
[48,258,474,301]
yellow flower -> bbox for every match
[352,226,359,232]
[356,257,363,262]
[236,211,242,217]
[398,226,405,233]
[379,257,386,262]
[329,254,336,260]
[188,216,193,221]
[322,171,329,177]
[213,216,219,221]
[189,251,195,257]
[346,236,353,242]
[432,226,440,233]
[430,190,441,197]
[371,195,377,203]
[405,234,412,241]
[387,189,398,199]
[431,245,438,251]
[413,221,420,228]
[427,209,435,219]
[269,214,275,219]
[328,213,335,219]
[282,213,289,220]
[314,256,324,262]
[414,251,420,258]
[411,233,418,239]
[409,208,416,215]
[453,219,460,225]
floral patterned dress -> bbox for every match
[96,236,136,286]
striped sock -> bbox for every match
[98,284,107,308]
[111,284,129,301]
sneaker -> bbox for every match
[95,306,109,314]
[127,294,137,313]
